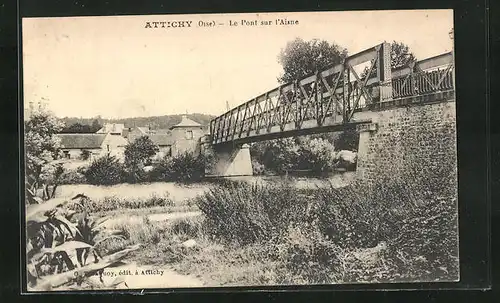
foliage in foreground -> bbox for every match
[25,194,139,291]
[193,163,458,283]
[196,180,310,245]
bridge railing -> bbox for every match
[391,52,454,98]
[210,44,454,145]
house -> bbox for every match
[56,133,128,162]
[126,115,206,159]
[169,115,205,156]
[149,134,174,160]
[96,123,126,136]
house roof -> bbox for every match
[149,134,174,146]
[170,115,202,129]
[103,134,128,147]
[57,134,107,149]
[97,123,125,134]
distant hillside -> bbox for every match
[59,113,216,131]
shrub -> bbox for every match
[270,225,344,285]
[250,138,301,174]
[296,137,337,173]
[251,160,266,175]
[124,136,159,168]
[80,149,91,160]
[83,154,126,185]
[334,127,359,151]
[151,152,205,183]
[195,181,309,245]
[59,169,87,184]
[74,194,174,213]
[308,156,458,281]
[170,216,204,239]
[25,195,138,291]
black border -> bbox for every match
[1,0,492,301]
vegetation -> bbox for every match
[24,102,65,204]
[250,135,356,175]
[25,194,140,291]
[80,150,91,161]
[124,136,159,183]
[361,41,417,79]
[59,113,215,133]
[182,160,458,284]
[59,168,87,185]
[74,194,174,213]
[277,38,348,84]
[60,119,102,133]
[83,155,126,186]
[196,180,309,245]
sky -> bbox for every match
[22,10,454,119]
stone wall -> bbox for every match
[170,127,205,156]
[356,100,457,189]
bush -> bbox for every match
[194,153,458,283]
[151,152,205,183]
[59,169,86,184]
[334,128,359,151]
[25,194,137,290]
[251,160,266,175]
[80,149,91,160]
[308,158,458,281]
[124,165,151,184]
[270,225,344,285]
[75,194,174,213]
[195,181,309,245]
[296,137,337,173]
[83,154,126,185]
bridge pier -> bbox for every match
[353,100,457,185]
[355,122,378,181]
[207,143,253,177]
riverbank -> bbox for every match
[56,171,357,203]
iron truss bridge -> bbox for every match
[209,42,455,145]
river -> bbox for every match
[56,172,356,203]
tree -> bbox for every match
[361,41,417,79]
[277,38,348,84]
[124,136,159,168]
[61,122,92,133]
[91,119,102,133]
[390,41,417,69]
[297,137,337,173]
[250,138,301,173]
[24,102,64,203]
[334,128,359,152]
[124,136,159,183]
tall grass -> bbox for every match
[193,158,458,283]
[69,194,175,213]
[195,180,310,245]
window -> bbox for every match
[107,144,110,151]
[186,130,193,140]
[166,145,172,157]
[63,151,70,159]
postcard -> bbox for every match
[22,10,457,291]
